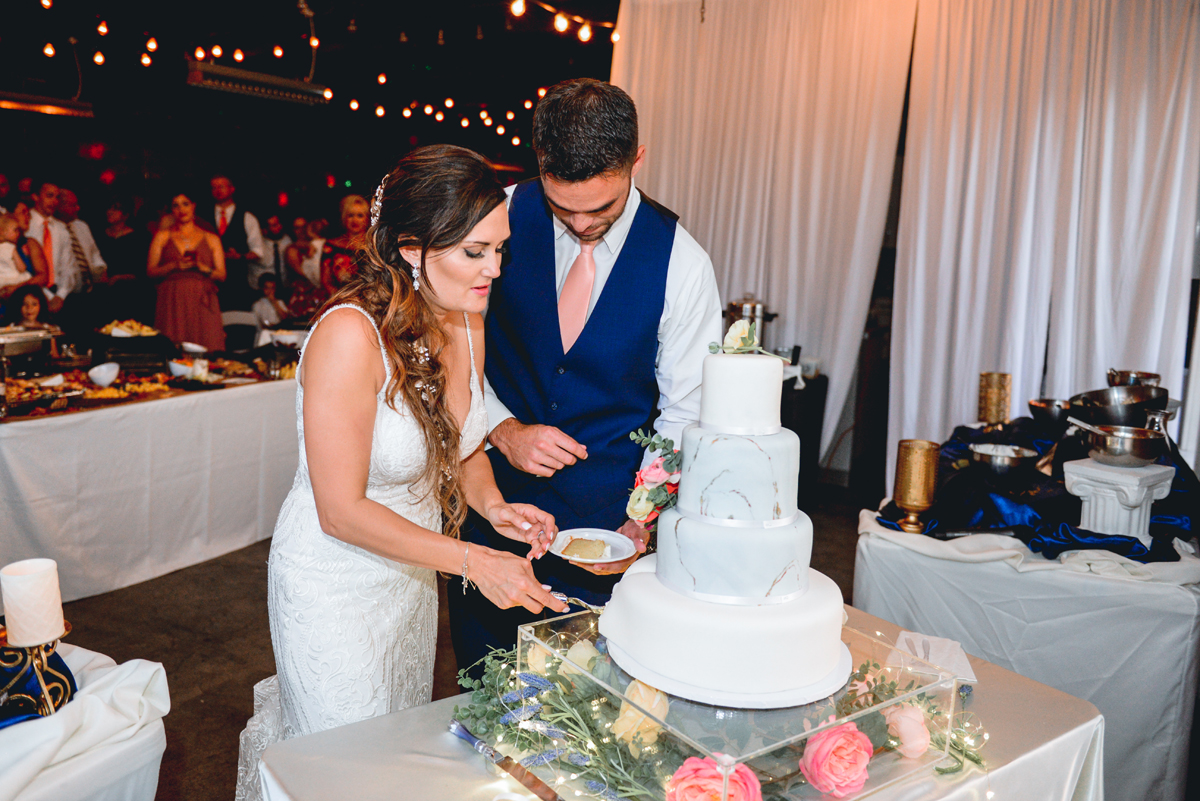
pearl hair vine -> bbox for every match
[369,172,388,227]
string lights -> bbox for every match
[43,43,55,57]
[146,38,157,52]
[97,21,108,36]
[233,49,244,62]
[511,1,619,43]
[92,51,104,65]
[211,44,223,58]
[141,52,152,66]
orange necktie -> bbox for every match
[558,241,596,352]
[42,223,54,286]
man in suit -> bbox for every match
[25,181,75,314]
[449,78,722,672]
[206,174,264,311]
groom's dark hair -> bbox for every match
[533,79,639,182]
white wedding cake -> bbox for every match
[598,352,851,708]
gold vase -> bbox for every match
[894,440,939,533]
[978,372,1012,424]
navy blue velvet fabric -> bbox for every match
[0,618,76,731]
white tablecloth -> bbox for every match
[258,607,1103,801]
[0,380,299,601]
[855,520,1200,801]
[1,643,170,801]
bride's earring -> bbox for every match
[410,262,421,292]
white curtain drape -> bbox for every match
[611,0,918,456]
[889,0,1200,489]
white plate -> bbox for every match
[222,377,257,385]
[549,528,636,564]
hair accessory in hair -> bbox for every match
[369,173,388,226]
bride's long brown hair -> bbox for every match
[324,145,506,539]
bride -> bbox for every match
[236,145,569,798]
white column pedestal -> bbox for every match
[1062,459,1175,546]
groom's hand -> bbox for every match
[489,418,587,477]
[571,519,648,575]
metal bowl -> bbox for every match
[1084,425,1167,467]
[1028,399,1071,434]
[1107,369,1161,387]
[969,443,1039,478]
[1069,385,1169,427]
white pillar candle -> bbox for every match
[1,558,65,647]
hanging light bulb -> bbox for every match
[506,110,515,120]
[554,14,569,32]
[524,100,533,109]
[141,52,152,66]
[310,36,320,48]
[349,99,359,110]
[424,104,434,115]
[323,88,333,100]
[93,51,105,65]
[376,105,385,117]
[444,98,455,108]
[211,44,223,58]
[402,107,412,117]
[511,0,526,16]
[484,118,493,127]
[233,49,244,62]
[512,136,521,146]
[497,125,506,135]
[538,87,547,97]
[194,47,206,60]
[43,43,55,57]
[146,37,158,52]
[435,111,445,121]
[611,30,620,43]
[40,0,52,8]
[97,20,108,36]
[479,110,489,120]
[578,24,592,42]
[273,45,284,57]
[377,73,387,85]
[460,118,470,128]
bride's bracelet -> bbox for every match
[461,543,475,594]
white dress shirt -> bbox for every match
[249,235,293,289]
[65,218,107,283]
[213,203,265,263]
[484,181,723,462]
[27,209,76,299]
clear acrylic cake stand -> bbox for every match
[511,610,958,800]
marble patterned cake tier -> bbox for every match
[655,507,813,601]
[676,424,800,521]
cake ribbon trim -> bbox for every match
[677,508,800,529]
[657,572,807,606]
[700,423,783,436]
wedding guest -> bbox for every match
[0,173,11,214]
[250,214,292,292]
[56,189,106,285]
[3,284,59,363]
[205,174,263,311]
[0,214,32,291]
[285,219,328,319]
[101,199,153,322]
[148,191,227,350]
[25,182,76,313]
[10,202,49,288]
[319,195,369,296]
[449,78,723,672]
[251,274,289,328]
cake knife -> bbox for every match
[449,719,565,801]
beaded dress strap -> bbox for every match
[299,303,392,387]
[463,312,479,388]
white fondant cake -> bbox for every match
[599,352,849,708]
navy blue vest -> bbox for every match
[485,180,675,529]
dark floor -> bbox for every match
[60,489,864,801]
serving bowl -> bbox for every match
[87,362,120,388]
[1069,385,1169,427]
[1107,369,1161,387]
[1028,398,1071,434]
[168,359,191,377]
[969,443,1039,479]
[1084,425,1166,467]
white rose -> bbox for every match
[613,680,670,756]
[723,320,756,351]
[562,639,601,676]
[626,485,657,522]
[524,643,552,675]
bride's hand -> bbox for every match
[466,546,570,614]
[486,503,557,560]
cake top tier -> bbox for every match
[699,353,783,434]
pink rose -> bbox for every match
[639,457,670,489]
[798,721,873,798]
[883,705,930,759]
[667,756,762,801]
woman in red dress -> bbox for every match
[147,192,227,350]
[320,195,370,297]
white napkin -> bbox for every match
[890,631,977,682]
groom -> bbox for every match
[449,78,722,671]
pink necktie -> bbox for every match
[559,241,595,352]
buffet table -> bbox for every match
[854,520,1200,801]
[257,606,1104,801]
[0,380,298,601]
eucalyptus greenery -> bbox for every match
[707,321,789,359]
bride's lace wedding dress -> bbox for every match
[235,303,487,800]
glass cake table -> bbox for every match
[493,610,960,800]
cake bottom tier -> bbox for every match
[598,556,851,708]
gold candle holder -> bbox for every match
[0,621,71,717]
[978,372,1012,425]
[894,440,939,533]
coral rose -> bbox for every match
[612,680,669,756]
[883,705,931,759]
[667,756,762,801]
[639,457,671,489]
[798,721,873,798]
[626,485,657,522]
